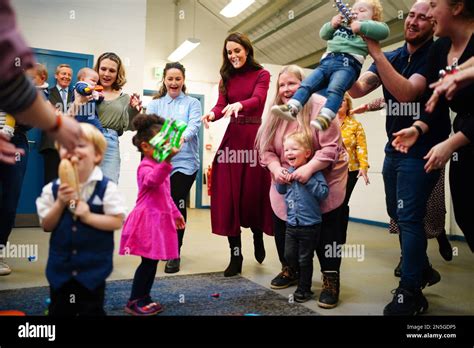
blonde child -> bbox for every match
[119,114,185,316]
[276,132,329,302]
[272,0,389,131]
[36,123,126,316]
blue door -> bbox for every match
[15,48,94,227]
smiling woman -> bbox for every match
[94,52,142,184]
[146,62,202,274]
[202,32,273,278]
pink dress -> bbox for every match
[261,94,348,221]
[119,157,181,260]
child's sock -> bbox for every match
[271,100,301,121]
[310,108,336,131]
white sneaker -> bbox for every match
[0,258,12,276]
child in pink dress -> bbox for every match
[119,114,185,316]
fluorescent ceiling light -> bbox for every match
[220,0,255,18]
[168,38,201,61]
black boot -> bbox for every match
[165,245,182,274]
[252,228,265,264]
[437,231,453,261]
[317,271,340,309]
[384,284,428,316]
[224,236,243,277]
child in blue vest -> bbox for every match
[69,68,105,133]
[276,132,329,302]
[36,123,126,316]
[272,0,389,131]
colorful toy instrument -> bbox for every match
[333,0,356,26]
[1,114,16,137]
[84,85,104,95]
[149,118,187,162]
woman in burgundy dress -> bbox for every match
[202,32,273,277]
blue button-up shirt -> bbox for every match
[146,92,202,175]
[276,167,329,227]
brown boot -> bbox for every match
[317,271,340,309]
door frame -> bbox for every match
[14,48,94,227]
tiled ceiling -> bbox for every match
[198,0,416,67]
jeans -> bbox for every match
[382,154,439,289]
[291,53,361,116]
[285,224,320,293]
[100,129,120,184]
[0,132,29,247]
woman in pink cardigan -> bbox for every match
[256,65,348,309]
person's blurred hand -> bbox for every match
[0,132,24,164]
[50,113,83,152]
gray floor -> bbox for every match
[1,209,472,315]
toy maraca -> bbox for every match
[58,157,80,213]
[149,119,187,162]
[333,0,356,26]
[1,113,16,137]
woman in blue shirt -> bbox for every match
[146,62,202,274]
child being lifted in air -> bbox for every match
[272,0,389,131]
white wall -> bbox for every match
[143,0,229,207]
[12,0,147,211]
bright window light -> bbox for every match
[168,39,201,62]
[220,0,255,18]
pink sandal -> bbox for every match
[124,298,163,316]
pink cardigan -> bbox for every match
[261,94,348,220]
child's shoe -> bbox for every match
[293,289,314,303]
[124,298,163,316]
[271,104,298,121]
[310,114,332,131]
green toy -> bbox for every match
[149,118,187,162]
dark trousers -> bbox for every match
[170,171,197,253]
[315,204,346,272]
[450,146,474,251]
[272,212,288,267]
[340,170,359,238]
[42,148,60,185]
[49,279,106,316]
[383,155,439,289]
[285,224,320,292]
[0,132,29,246]
[274,205,346,273]
[130,257,159,301]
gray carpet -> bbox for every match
[0,272,318,316]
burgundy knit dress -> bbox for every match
[210,66,273,237]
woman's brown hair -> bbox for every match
[219,32,263,95]
[94,52,127,91]
[153,62,187,99]
[448,0,474,18]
